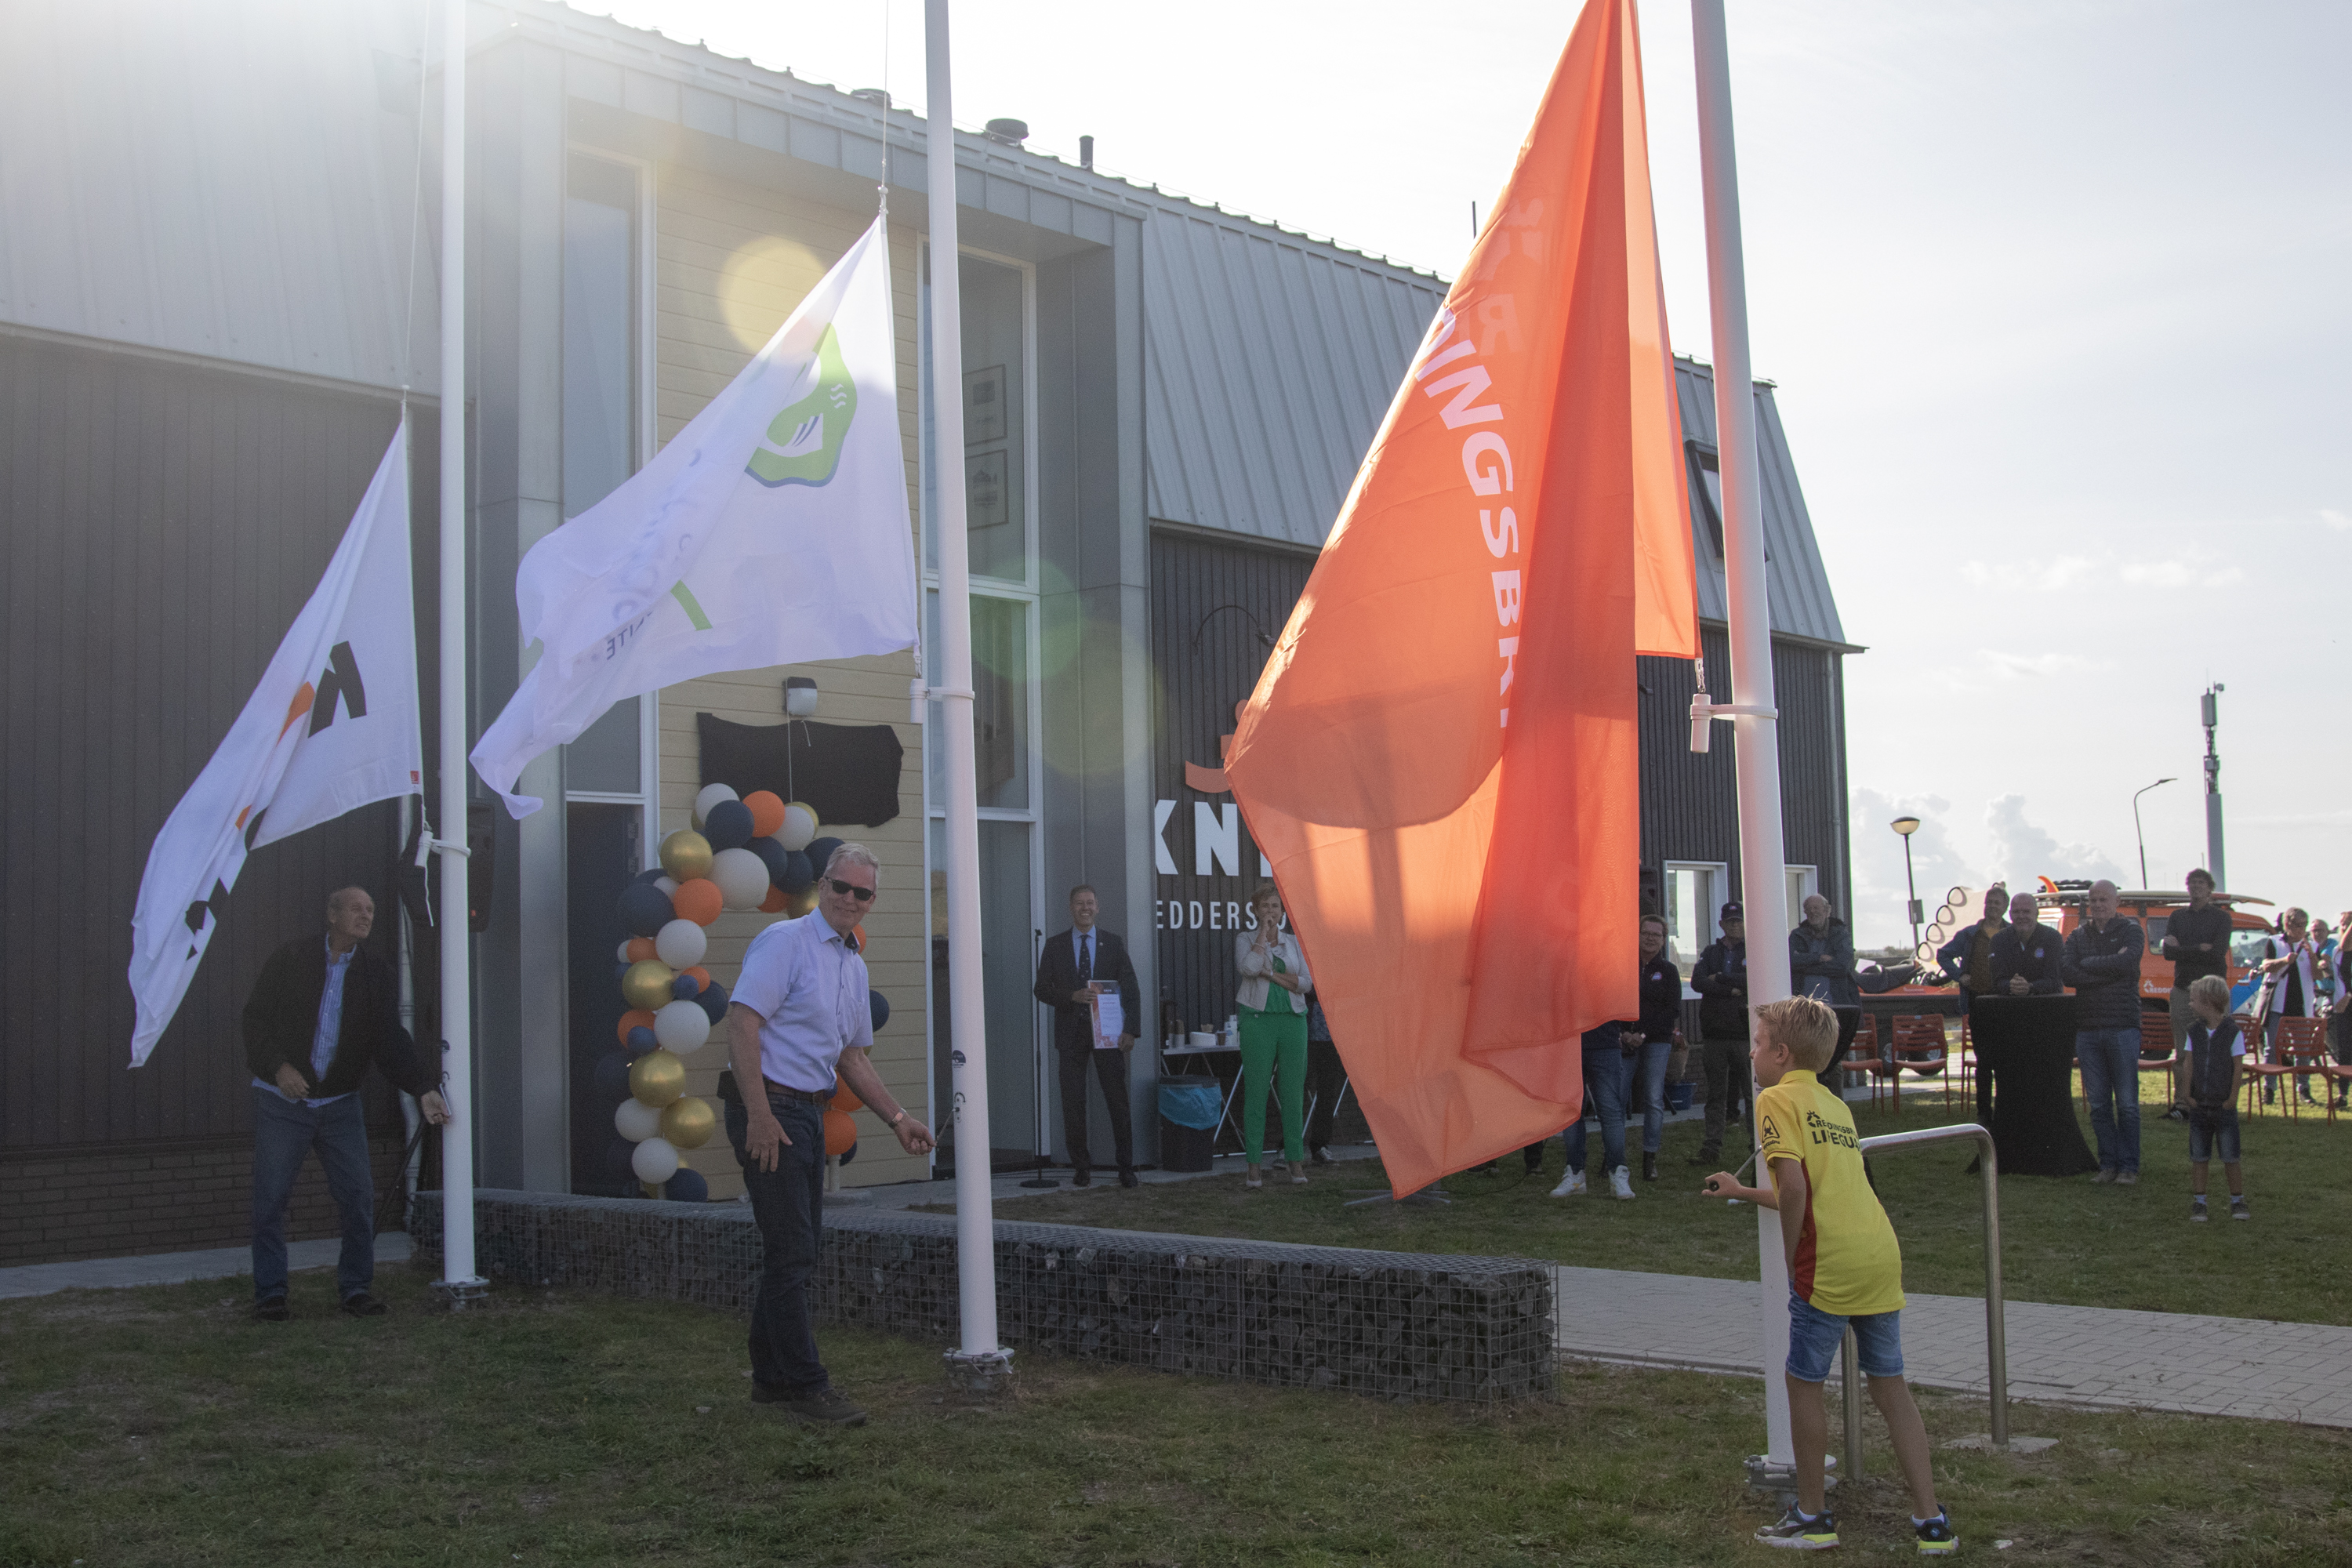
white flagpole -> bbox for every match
[436,0,485,1305]
[1692,0,1793,1473]
[924,0,1010,1390]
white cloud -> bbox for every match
[2118,550,2246,589]
[2322,509,2351,532]
[1980,650,2101,681]
[1984,793,2127,887]
[1849,788,1984,953]
[1959,555,2096,592]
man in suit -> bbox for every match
[1033,884,1141,1187]
[243,887,447,1321]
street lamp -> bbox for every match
[1891,815,1923,959]
[2132,777,2177,890]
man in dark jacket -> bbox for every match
[1631,914,1684,1182]
[243,887,445,1320]
[1688,902,1751,1167]
[2061,880,2146,1183]
[1936,885,2009,1004]
[1790,895,1860,1008]
[1987,892,2064,995]
[2160,869,2232,1109]
[1031,885,1142,1186]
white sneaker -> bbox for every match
[1550,1170,1587,1197]
[1610,1166,1635,1200]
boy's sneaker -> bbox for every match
[1755,1504,1838,1551]
[2230,1197,2251,1221]
[2191,1199,2209,1222]
[1609,1165,1636,1200]
[1913,1511,1958,1555]
[1549,1169,1586,1197]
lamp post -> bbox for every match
[2201,685,2226,888]
[2133,777,2177,890]
[1891,815,1923,960]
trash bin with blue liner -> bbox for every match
[1158,1082,1221,1173]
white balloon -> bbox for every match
[654,999,711,1053]
[654,917,707,970]
[710,847,770,909]
[654,875,679,898]
[615,1098,663,1142]
[694,783,739,822]
[631,1136,681,1185]
[778,803,818,852]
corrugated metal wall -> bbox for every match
[0,335,439,1152]
[1149,529,1312,1038]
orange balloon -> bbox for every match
[684,965,712,992]
[616,1008,657,1045]
[822,1107,857,1157]
[624,937,658,963]
[672,877,724,926]
[743,790,786,839]
[759,885,788,913]
[831,1073,865,1114]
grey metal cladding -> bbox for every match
[1143,212,1443,549]
[0,0,438,391]
[1675,360,1849,648]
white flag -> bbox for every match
[127,417,423,1066]
[470,216,917,818]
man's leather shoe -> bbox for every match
[1309,1147,1334,1167]
[253,1297,289,1323]
[753,1383,868,1426]
[1072,1168,1092,1187]
[339,1292,387,1318]
[1642,1152,1659,1181]
[1688,1149,1719,1167]
[1118,1168,1140,1189]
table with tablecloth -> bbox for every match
[1966,994,2099,1176]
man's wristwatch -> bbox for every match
[887,1109,906,1127]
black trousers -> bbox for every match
[1305,1038,1350,1149]
[1057,1043,1134,1173]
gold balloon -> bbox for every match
[630,1049,685,1108]
[784,884,820,918]
[621,959,677,1011]
[659,1094,717,1149]
[660,829,714,881]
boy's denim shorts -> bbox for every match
[1786,1290,1904,1383]
[2188,1105,2241,1163]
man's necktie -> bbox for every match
[1077,934,1093,986]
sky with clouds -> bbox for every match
[600,0,2350,949]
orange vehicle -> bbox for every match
[2033,877,2278,1034]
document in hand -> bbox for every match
[1091,990,1125,1050]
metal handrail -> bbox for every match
[1840,1123,2007,1472]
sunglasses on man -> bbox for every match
[826,878,875,903]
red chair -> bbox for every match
[2276,1017,2335,1123]
[1891,1015,1952,1110]
[2242,1014,2292,1117]
[1844,1014,1899,1112]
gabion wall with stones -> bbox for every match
[412,1190,1555,1403]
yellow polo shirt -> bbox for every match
[1756,1069,1906,1317]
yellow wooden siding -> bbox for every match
[650,163,931,1196]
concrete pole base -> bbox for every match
[432,1277,490,1312]
[942,1346,1016,1396]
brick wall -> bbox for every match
[0,1132,413,1266]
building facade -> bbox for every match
[0,0,1853,1261]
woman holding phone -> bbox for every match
[1236,884,1312,1189]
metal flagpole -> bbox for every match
[1691,0,1792,1477]
[925,0,1011,1392]
[434,0,485,1307]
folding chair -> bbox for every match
[2277,1017,2334,1123]
[2242,1016,2292,1118]
[1890,1014,1951,1109]
[1845,1013,1899,1112]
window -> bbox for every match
[1787,866,1818,919]
[1665,862,1730,972]
[920,248,1032,584]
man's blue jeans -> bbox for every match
[2075,1028,2142,1175]
[726,1091,829,1394]
[1634,1040,1673,1156]
[1565,1045,1631,1174]
[250,1087,376,1302]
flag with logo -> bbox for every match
[470,216,916,818]
[1221,0,1697,1195]
[127,417,423,1066]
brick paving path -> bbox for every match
[1555,1265,2352,1427]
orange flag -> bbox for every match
[1223,0,1695,1196]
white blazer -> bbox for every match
[1235,927,1310,1012]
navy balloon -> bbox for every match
[869,989,890,1030]
[838,1139,857,1167]
[804,837,844,880]
[624,1025,660,1058]
[619,883,675,938]
[593,1051,631,1099]
[603,1139,640,1184]
[672,973,701,1000]
[696,978,731,1024]
[663,1167,710,1203]
[779,850,815,894]
[746,835,791,891]
[703,799,755,851]
[631,866,669,887]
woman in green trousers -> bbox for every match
[1236,884,1312,1189]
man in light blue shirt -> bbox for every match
[725,843,933,1425]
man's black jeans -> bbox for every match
[726,1091,829,1394]
[1056,1044,1133,1174]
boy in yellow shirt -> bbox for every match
[1706,996,1955,1555]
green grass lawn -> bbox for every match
[4,1270,2349,1567]
[956,1086,2352,1326]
